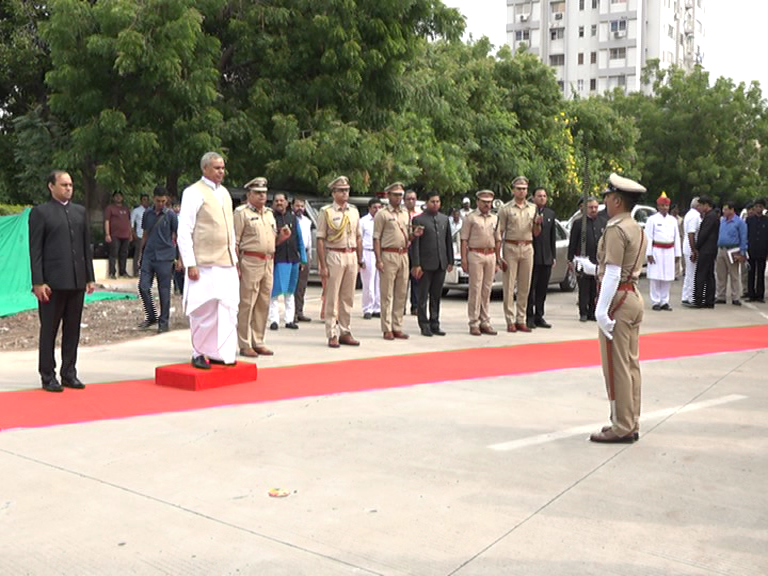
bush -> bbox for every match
[0,204,29,216]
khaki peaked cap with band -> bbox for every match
[244,177,268,192]
[475,189,495,200]
[511,176,529,186]
[328,175,350,191]
[602,172,646,196]
[384,182,405,194]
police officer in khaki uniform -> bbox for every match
[234,177,290,357]
[316,176,364,348]
[373,182,420,340]
[460,190,500,335]
[574,173,648,444]
[496,176,542,333]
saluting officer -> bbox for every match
[234,177,290,357]
[574,173,648,444]
[316,176,363,348]
[461,190,500,336]
[496,176,541,333]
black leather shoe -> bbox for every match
[191,355,211,370]
[420,326,433,337]
[42,378,64,393]
[209,358,237,366]
[157,324,169,333]
[579,315,588,322]
[61,377,86,389]
[732,300,742,306]
[431,327,446,336]
[363,312,372,320]
[652,304,661,311]
[285,322,299,329]
[296,314,312,322]
[660,303,672,311]
[371,312,381,318]
[138,319,157,330]
[269,322,278,330]
[535,319,552,328]
[526,321,536,330]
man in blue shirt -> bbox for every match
[715,200,748,306]
[139,186,179,332]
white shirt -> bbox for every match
[683,208,702,255]
[131,205,147,238]
[360,213,375,250]
[296,212,312,258]
[646,212,681,281]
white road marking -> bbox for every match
[743,301,768,321]
[488,394,748,451]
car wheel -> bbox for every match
[560,266,577,292]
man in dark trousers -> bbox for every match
[410,192,454,336]
[693,195,720,308]
[527,186,557,328]
[104,190,132,278]
[568,197,605,321]
[138,186,178,333]
[29,170,95,392]
[746,197,768,302]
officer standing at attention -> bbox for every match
[575,173,648,444]
[496,176,542,333]
[461,190,500,336]
[316,176,363,348]
[234,177,290,358]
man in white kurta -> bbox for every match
[682,197,701,305]
[359,198,382,319]
[646,193,681,310]
[177,152,239,368]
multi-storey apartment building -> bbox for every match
[506,0,705,96]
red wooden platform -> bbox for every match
[155,361,259,391]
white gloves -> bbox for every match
[595,264,621,340]
[573,256,596,276]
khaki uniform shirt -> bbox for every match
[461,210,498,249]
[496,200,537,242]
[373,204,410,249]
[317,202,359,249]
[598,213,648,284]
[234,204,277,255]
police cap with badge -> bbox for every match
[602,173,646,197]
[244,177,268,192]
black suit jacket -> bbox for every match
[410,211,454,271]
[532,207,557,266]
[29,200,95,290]
[695,210,720,256]
[568,215,605,263]
[747,214,768,259]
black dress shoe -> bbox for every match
[652,304,661,311]
[363,312,372,320]
[715,299,727,304]
[587,315,597,321]
[660,303,672,311]
[209,358,237,366]
[157,324,169,333]
[269,322,278,330]
[732,300,742,306]
[410,307,418,316]
[42,378,64,393]
[138,319,158,330]
[285,322,299,329]
[420,326,433,337]
[61,377,86,389]
[579,315,588,322]
[535,319,552,328]
[431,327,446,336]
[191,355,211,370]
[526,321,536,330]
[371,312,381,318]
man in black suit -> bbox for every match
[693,195,719,308]
[527,187,557,328]
[568,197,605,321]
[29,171,95,392]
[409,192,454,336]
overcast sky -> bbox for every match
[444,1,768,91]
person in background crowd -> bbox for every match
[568,197,605,322]
[671,202,684,278]
[645,192,681,311]
[268,192,305,330]
[526,186,557,329]
[681,197,701,306]
[171,200,184,294]
[746,197,768,303]
[740,201,754,298]
[715,200,748,306]
[404,189,422,316]
[29,170,95,392]
[138,186,178,333]
[104,190,132,279]
[177,152,239,369]
[293,198,313,322]
[360,197,382,320]
[410,192,453,336]
[459,197,472,220]
[449,208,463,257]
[131,194,150,277]
[693,195,719,308]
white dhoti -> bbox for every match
[646,213,681,307]
[682,249,697,302]
[184,265,239,363]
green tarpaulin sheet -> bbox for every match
[0,209,136,317]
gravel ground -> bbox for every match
[0,292,189,351]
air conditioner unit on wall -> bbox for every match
[614,30,626,38]
[519,14,529,22]
[555,12,564,20]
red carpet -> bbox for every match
[1,325,766,432]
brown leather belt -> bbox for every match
[617,283,636,292]
[242,251,273,260]
[327,247,356,253]
[505,239,532,245]
[469,248,495,255]
[382,247,408,254]
[652,241,675,249]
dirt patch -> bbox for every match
[0,292,189,351]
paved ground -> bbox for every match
[1,279,767,575]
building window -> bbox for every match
[618,75,627,87]
[591,24,597,37]
[579,26,585,37]
[579,0,585,9]
[591,51,597,64]
[610,20,627,33]
[590,78,597,91]
[551,1,565,14]
[558,81,565,91]
[609,47,626,60]
[668,25,674,38]
[578,79,585,91]
[610,0,625,3]
[592,0,598,8]
[515,30,530,41]
[578,53,584,65]
[549,54,565,66]
[551,28,565,40]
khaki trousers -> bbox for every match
[599,289,644,437]
[380,251,409,332]
[715,247,742,302]
[502,243,533,325]
[467,251,495,329]
[237,256,273,349]
[324,250,357,339]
